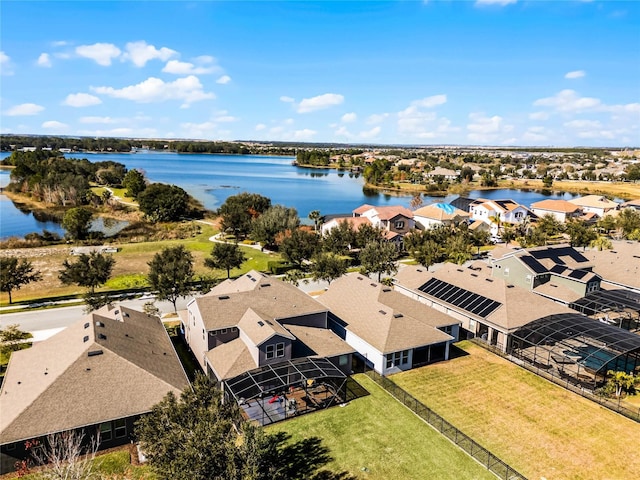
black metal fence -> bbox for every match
[471,339,640,423]
[365,370,527,480]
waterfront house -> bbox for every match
[530,199,582,223]
[468,198,534,239]
[352,204,414,236]
[568,195,619,217]
[413,203,470,229]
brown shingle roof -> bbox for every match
[284,325,355,358]
[237,308,295,346]
[318,273,455,353]
[582,241,640,290]
[194,271,327,331]
[395,264,573,331]
[205,338,257,380]
[0,305,189,445]
[413,204,470,221]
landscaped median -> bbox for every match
[391,341,640,480]
[267,374,495,480]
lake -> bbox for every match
[0,150,585,239]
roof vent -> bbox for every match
[114,310,119,315]
[258,321,265,327]
[262,283,271,287]
[393,313,403,318]
[471,273,478,277]
[382,287,391,292]
[250,278,257,282]
[506,284,514,288]
[88,350,103,357]
[456,269,464,272]
[218,295,230,300]
[357,276,363,280]
[98,333,107,340]
[378,310,387,315]
[485,278,493,282]
[370,283,377,287]
[84,323,90,329]
[83,335,89,343]
[95,321,105,328]
[123,312,129,318]
[416,269,423,272]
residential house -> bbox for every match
[353,204,414,235]
[581,241,640,293]
[468,198,534,239]
[0,305,189,462]
[413,203,470,229]
[394,263,574,353]
[490,244,602,303]
[182,271,353,388]
[530,199,582,223]
[318,273,459,374]
[568,195,619,217]
[621,199,640,211]
[425,167,459,180]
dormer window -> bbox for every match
[394,220,405,229]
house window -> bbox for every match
[339,354,349,366]
[276,343,285,358]
[114,419,127,438]
[221,328,227,334]
[587,282,599,293]
[266,344,275,359]
[99,422,112,442]
[231,327,238,332]
[394,220,405,229]
[386,350,410,369]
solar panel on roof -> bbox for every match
[418,277,502,318]
[520,255,548,274]
[529,246,589,264]
[568,269,589,279]
[550,264,566,274]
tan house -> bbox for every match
[530,199,581,223]
[353,204,415,236]
[0,305,189,463]
[394,263,574,352]
[318,273,459,374]
[568,195,619,217]
[413,203,470,229]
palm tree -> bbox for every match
[488,214,502,241]
[308,210,322,233]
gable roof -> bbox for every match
[0,305,189,445]
[353,204,413,220]
[582,241,640,290]
[206,338,257,381]
[318,273,455,353]
[568,195,619,209]
[193,270,327,331]
[285,324,355,358]
[237,308,296,346]
[395,264,574,331]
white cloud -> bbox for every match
[63,93,102,107]
[366,113,389,125]
[75,43,121,66]
[1,51,14,75]
[214,115,238,123]
[534,89,601,113]
[475,0,517,5]
[564,119,602,129]
[297,93,344,113]
[79,116,117,124]
[41,120,69,132]
[255,123,266,131]
[565,70,586,79]
[216,75,231,84]
[359,126,381,139]
[5,103,45,116]
[293,128,317,140]
[411,94,447,108]
[529,111,550,121]
[280,96,295,103]
[162,59,219,75]
[334,126,353,138]
[123,41,177,67]
[181,121,217,138]
[92,75,214,106]
[341,112,357,123]
[467,112,513,143]
[284,118,294,125]
[37,53,52,67]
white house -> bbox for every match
[530,199,581,223]
[413,203,470,229]
[568,195,619,217]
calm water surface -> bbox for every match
[0,151,584,238]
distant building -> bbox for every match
[568,195,619,217]
[425,167,459,180]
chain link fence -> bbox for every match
[365,370,527,480]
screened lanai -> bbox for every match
[570,289,640,331]
[224,357,349,426]
[508,313,640,390]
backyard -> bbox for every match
[268,374,495,480]
[392,341,640,480]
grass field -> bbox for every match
[268,374,495,480]
[0,222,283,305]
[392,342,640,480]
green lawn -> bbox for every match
[392,341,640,480]
[268,374,495,480]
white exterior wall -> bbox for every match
[531,208,568,223]
[502,206,529,224]
[414,216,445,230]
[184,300,210,370]
[239,330,260,365]
[344,330,386,374]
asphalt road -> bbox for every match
[0,296,192,340]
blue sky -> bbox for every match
[1,1,639,147]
